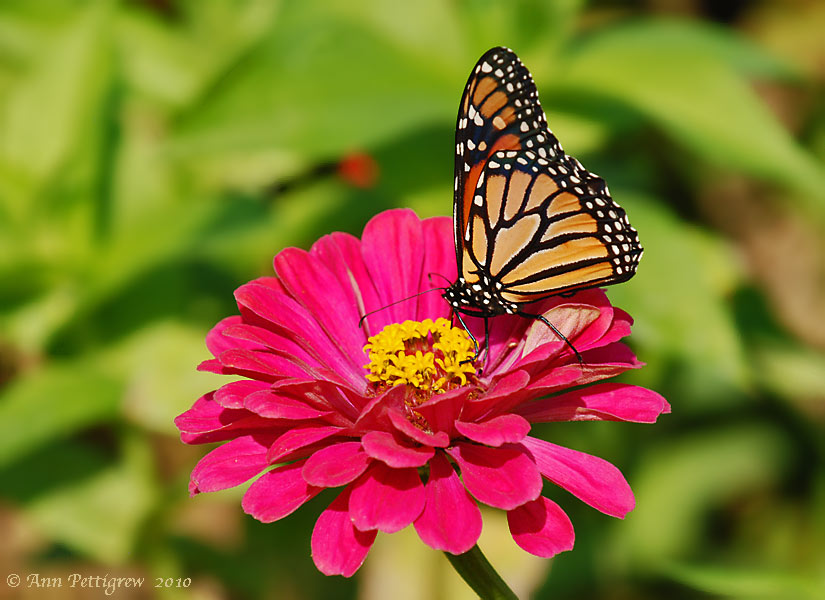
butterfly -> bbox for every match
[442,47,643,359]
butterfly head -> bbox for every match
[443,276,519,317]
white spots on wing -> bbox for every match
[494,68,504,77]
[488,160,500,168]
[474,195,483,206]
[465,223,471,241]
[468,105,477,119]
[520,121,529,132]
[478,140,487,151]
[474,113,484,126]
[467,139,476,151]
[481,61,493,73]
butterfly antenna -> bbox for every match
[522,312,583,365]
[427,272,452,287]
[358,287,446,329]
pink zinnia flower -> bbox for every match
[176,208,669,577]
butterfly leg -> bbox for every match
[519,311,583,364]
[452,309,480,362]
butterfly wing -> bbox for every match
[454,47,561,273]
[462,151,642,303]
[454,47,642,303]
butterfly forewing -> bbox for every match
[453,47,562,269]
[451,47,642,315]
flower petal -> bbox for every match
[362,431,434,468]
[175,392,278,444]
[267,424,344,463]
[244,389,332,420]
[214,380,270,409]
[242,460,323,523]
[189,434,274,495]
[311,487,377,577]
[349,462,425,533]
[418,216,456,321]
[274,247,368,372]
[521,436,635,518]
[447,442,542,510]
[388,409,450,448]
[517,383,671,424]
[302,442,372,487]
[361,209,426,324]
[455,414,531,447]
[508,496,575,558]
[414,452,482,554]
[234,282,366,390]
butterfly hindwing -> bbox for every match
[463,151,641,304]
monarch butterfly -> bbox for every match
[442,47,643,358]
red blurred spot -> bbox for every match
[336,152,379,189]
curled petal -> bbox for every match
[242,460,322,523]
[361,431,434,468]
[189,434,274,495]
[214,380,270,409]
[414,452,481,554]
[267,424,344,463]
[311,487,377,577]
[349,462,425,533]
[245,389,331,420]
[303,442,372,487]
[455,414,531,447]
[522,436,635,518]
[517,383,671,424]
[508,496,575,558]
[447,442,542,510]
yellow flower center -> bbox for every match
[364,318,477,396]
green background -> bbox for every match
[1,0,824,598]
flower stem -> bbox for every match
[444,545,519,600]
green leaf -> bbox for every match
[0,4,111,188]
[24,433,158,563]
[662,561,825,600]
[605,193,749,403]
[0,361,122,468]
[554,19,825,203]
[618,425,790,565]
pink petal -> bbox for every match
[189,434,274,495]
[415,387,471,434]
[414,452,482,554]
[310,231,386,338]
[455,414,531,447]
[517,383,670,424]
[311,487,377,577]
[349,462,425,533]
[244,389,332,420]
[242,460,323,523]
[234,282,366,390]
[274,247,368,372]
[521,436,635,518]
[222,323,323,368]
[447,442,542,510]
[205,316,252,356]
[267,424,344,463]
[362,431,434,468]
[460,370,531,422]
[388,409,450,447]
[522,305,600,357]
[217,348,312,381]
[302,441,372,487]
[508,496,575,558]
[175,393,278,444]
[361,209,426,324]
[417,216,456,321]
[270,379,360,423]
[214,380,270,409]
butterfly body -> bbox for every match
[444,47,642,334]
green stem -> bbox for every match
[444,545,519,600]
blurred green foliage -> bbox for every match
[2,1,824,598]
